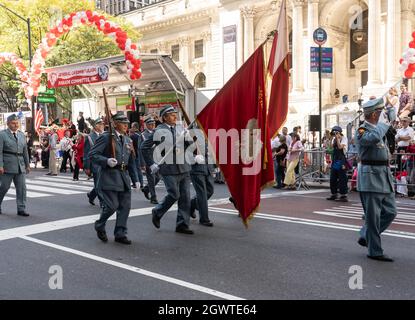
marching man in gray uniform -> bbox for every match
[90,112,139,245]
[356,97,397,262]
[140,116,161,204]
[141,105,194,234]
[0,114,30,216]
[84,117,105,206]
[190,137,215,227]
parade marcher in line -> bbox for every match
[129,122,144,190]
[0,114,30,216]
[140,117,161,204]
[190,136,215,227]
[326,126,349,202]
[46,127,58,176]
[59,130,74,173]
[84,117,105,206]
[72,133,85,181]
[90,111,139,245]
[356,98,397,262]
[141,105,194,234]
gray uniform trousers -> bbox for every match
[94,189,131,238]
[0,173,26,211]
[359,192,397,257]
[153,173,191,228]
[144,166,161,199]
[190,174,214,223]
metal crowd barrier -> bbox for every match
[296,149,415,196]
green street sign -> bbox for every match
[39,87,55,95]
[37,96,56,103]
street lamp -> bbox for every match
[0,3,34,135]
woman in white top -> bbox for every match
[385,87,399,120]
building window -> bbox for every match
[194,40,204,59]
[150,49,158,54]
[350,9,368,69]
[171,44,180,62]
[194,73,206,89]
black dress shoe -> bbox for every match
[175,226,194,234]
[335,196,348,202]
[150,198,159,204]
[190,203,196,219]
[152,209,160,229]
[17,211,29,217]
[326,195,338,201]
[200,221,213,227]
[87,193,95,206]
[96,230,108,242]
[367,255,394,262]
[358,237,368,247]
[114,237,132,245]
[142,186,150,200]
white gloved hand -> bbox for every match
[183,129,192,140]
[150,163,159,174]
[107,158,118,168]
[194,155,205,164]
[134,182,141,190]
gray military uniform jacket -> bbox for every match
[0,129,29,174]
[140,123,192,175]
[83,131,100,171]
[356,121,394,193]
[89,132,138,192]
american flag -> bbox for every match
[34,105,44,134]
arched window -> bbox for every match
[194,73,206,89]
[350,9,368,69]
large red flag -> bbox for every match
[268,0,290,139]
[196,45,274,225]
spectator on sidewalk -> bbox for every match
[284,134,303,190]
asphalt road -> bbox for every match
[0,168,414,300]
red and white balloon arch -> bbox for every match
[28,10,142,97]
[0,53,31,99]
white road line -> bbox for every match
[24,185,82,195]
[26,180,92,191]
[20,235,243,300]
[8,188,50,198]
[36,176,94,186]
[0,206,156,241]
[210,207,415,240]
[313,211,415,226]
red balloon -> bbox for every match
[130,74,136,80]
[409,41,415,48]
[412,31,415,39]
[405,69,413,78]
[81,18,86,24]
[131,44,137,50]
[400,58,404,64]
[410,64,415,71]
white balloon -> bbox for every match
[133,52,140,60]
[402,61,409,68]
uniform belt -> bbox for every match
[113,164,127,171]
[3,151,23,156]
[361,160,389,166]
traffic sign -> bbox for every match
[37,96,56,103]
[313,28,327,46]
[310,47,333,74]
[39,86,56,95]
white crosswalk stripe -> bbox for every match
[314,203,415,226]
[3,176,92,200]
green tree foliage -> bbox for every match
[0,0,141,114]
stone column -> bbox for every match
[368,0,382,86]
[237,12,244,67]
[292,0,305,92]
[241,6,255,61]
[201,31,211,86]
[178,37,191,76]
[401,0,413,52]
[307,0,319,90]
[386,0,401,83]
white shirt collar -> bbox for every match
[364,121,377,129]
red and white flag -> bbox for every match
[267,0,290,139]
[34,104,44,134]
